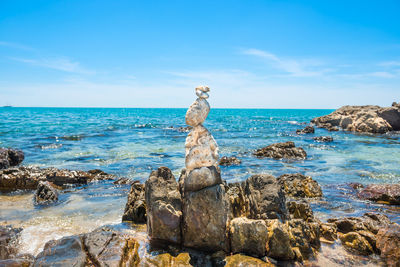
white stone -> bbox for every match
[195,85,210,92]
[196,89,209,99]
[185,98,210,127]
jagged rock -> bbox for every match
[348,182,364,190]
[226,182,250,218]
[245,174,288,221]
[319,223,337,243]
[229,217,268,257]
[34,181,59,204]
[0,225,22,260]
[339,232,374,256]
[278,173,323,198]
[265,219,295,260]
[185,98,210,127]
[376,223,400,267]
[224,254,275,267]
[219,156,241,166]
[182,184,230,252]
[185,125,219,171]
[0,166,114,191]
[145,167,182,244]
[122,182,146,223]
[313,136,333,142]
[182,166,222,192]
[288,219,320,260]
[140,252,192,267]
[0,148,24,170]
[0,255,34,267]
[287,200,314,222]
[254,142,307,160]
[296,126,315,134]
[311,104,400,133]
[327,213,391,235]
[113,177,134,185]
[357,184,400,205]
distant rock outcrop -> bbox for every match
[311,104,400,134]
[0,148,24,170]
[254,142,307,160]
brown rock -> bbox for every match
[219,156,241,166]
[122,182,146,223]
[339,232,374,256]
[319,223,337,243]
[182,184,230,252]
[357,184,400,205]
[139,252,192,267]
[0,148,24,170]
[313,136,333,142]
[376,223,400,267]
[296,126,315,134]
[0,225,22,260]
[254,142,307,160]
[288,219,321,260]
[327,213,390,235]
[224,254,275,267]
[226,182,250,218]
[278,173,322,198]
[183,166,222,192]
[266,219,295,260]
[288,200,314,222]
[145,167,182,244]
[229,217,268,257]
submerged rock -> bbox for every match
[376,223,400,267]
[219,156,241,166]
[34,181,59,205]
[122,182,146,223]
[0,148,24,170]
[254,142,307,160]
[311,104,400,133]
[145,167,182,244]
[278,173,323,198]
[0,166,114,191]
[357,184,400,205]
[313,136,333,142]
[296,126,315,134]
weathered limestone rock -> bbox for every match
[245,174,288,221]
[311,104,400,133]
[185,99,210,127]
[182,184,230,251]
[319,223,337,243]
[376,223,400,267]
[0,225,22,260]
[296,126,315,134]
[254,142,307,160]
[265,219,295,260]
[327,213,391,235]
[229,217,268,257]
[145,167,182,244]
[288,219,320,260]
[0,148,24,170]
[313,136,333,142]
[122,182,146,223]
[219,156,241,166]
[183,166,222,192]
[224,254,275,267]
[34,181,59,204]
[287,200,314,222]
[226,182,250,218]
[139,252,192,267]
[339,232,374,256]
[278,173,323,198]
[357,184,400,205]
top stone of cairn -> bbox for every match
[185,86,211,127]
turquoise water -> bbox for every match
[1,107,400,256]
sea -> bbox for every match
[1,107,399,264]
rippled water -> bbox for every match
[1,107,400,260]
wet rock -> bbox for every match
[113,177,134,185]
[0,148,24,170]
[313,136,333,142]
[254,142,307,160]
[287,200,314,222]
[145,167,182,244]
[122,182,146,223]
[219,156,241,166]
[229,217,268,257]
[376,223,400,267]
[245,174,288,221]
[357,184,400,205]
[339,232,374,256]
[327,213,390,235]
[183,184,230,252]
[0,166,114,191]
[0,255,34,267]
[348,182,364,190]
[182,166,222,192]
[0,225,22,260]
[278,173,323,198]
[319,223,337,243]
[288,219,320,260]
[34,181,59,204]
[224,254,275,267]
[296,126,315,134]
[226,182,250,218]
[139,252,192,267]
[311,104,400,133]
[265,219,295,260]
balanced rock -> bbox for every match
[185,99,210,127]
[183,165,222,192]
[145,167,182,244]
[254,142,307,160]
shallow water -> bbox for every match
[1,107,400,262]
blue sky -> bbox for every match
[0,0,399,108]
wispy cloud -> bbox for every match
[10,57,95,74]
[0,41,34,51]
[379,61,400,67]
[242,48,331,77]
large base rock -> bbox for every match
[182,184,230,252]
[145,167,182,244]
